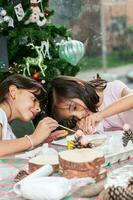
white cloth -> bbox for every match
[0,108,16,140]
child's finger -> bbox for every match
[42,117,58,124]
[50,130,68,140]
[42,120,59,128]
[86,117,91,133]
[80,116,91,134]
[49,125,59,131]
[44,130,64,143]
[47,121,59,126]
[77,119,85,131]
[92,119,96,128]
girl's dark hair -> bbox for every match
[47,75,107,124]
[0,74,47,110]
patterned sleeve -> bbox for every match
[110,80,128,99]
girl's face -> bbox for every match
[56,98,92,121]
[14,89,41,121]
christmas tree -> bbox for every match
[0,0,85,85]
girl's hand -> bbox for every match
[31,117,59,146]
[76,112,103,134]
[87,112,103,128]
[76,116,96,134]
[45,130,68,143]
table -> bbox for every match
[0,153,132,200]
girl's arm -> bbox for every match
[88,94,133,128]
[0,117,59,157]
[0,125,40,157]
[89,82,133,127]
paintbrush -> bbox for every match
[58,124,76,133]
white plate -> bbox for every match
[52,130,124,146]
[51,132,112,146]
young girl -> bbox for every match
[0,74,64,157]
[86,94,133,128]
[47,75,133,134]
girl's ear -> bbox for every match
[9,85,18,100]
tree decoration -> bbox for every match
[23,43,47,77]
[0,7,14,30]
[59,38,85,66]
[41,40,51,59]
[41,79,45,84]
[25,0,47,26]
[33,70,39,80]
[14,3,25,21]
[9,62,23,74]
[0,0,80,86]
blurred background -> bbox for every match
[50,0,133,87]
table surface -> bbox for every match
[0,148,132,200]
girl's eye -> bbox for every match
[69,103,77,111]
[73,105,77,111]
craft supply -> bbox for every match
[128,177,133,191]
[58,124,75,133]
[99,186,133,200]
[66,139,74,150]
[122,129,133,147]
[14,170,29,183]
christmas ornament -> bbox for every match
[25,0,47,26]
[0,9,6,16]
[33,71,39,80]
[0,8,14,28]
[41,80,45,84]
[59,38,85,66]
[14,3,25,21]
[23,43,47,77]
[9,62,23,74]
[3,16,10,22]
[41,40,51,59]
